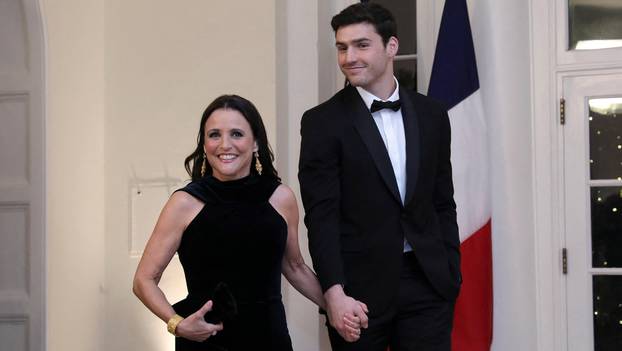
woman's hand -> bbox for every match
[341,299,368,342]
[175,301,224,342]
[343,313,363,342]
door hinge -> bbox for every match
[562,248,568,274]
[560,98,566,125]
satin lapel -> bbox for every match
[400,89,420,206]
[345,87,402,204]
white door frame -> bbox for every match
[530,0,622,350]
[530,2,564,351]
[560,70,622,351]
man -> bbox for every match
[298,3,460,351]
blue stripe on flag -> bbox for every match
[427,0,480,110]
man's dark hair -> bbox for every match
[330,2,397,46]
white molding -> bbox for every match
[560,74,593,351]
[394,54,417,61]
[532,0,622,346]
[589,268,622,275]
[416,0,438,94]
[558,67,622,78]
[590,179,622,186]
[558,61,622,73]
[559,72,622,351]
[28,0,46,350]
[530,0,565,350]
[276,2,326,350]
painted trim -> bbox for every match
[532,0,622,349]
[417,0,440,93]
[275,2,325,350]
[529,0,564,349]
[22,0,47,349]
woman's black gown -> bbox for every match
[172,175,293,351]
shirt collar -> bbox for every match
[355,77,400,111]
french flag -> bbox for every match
[427,0,493,350]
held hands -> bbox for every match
[324,285,369,342]
[175,300,224,342]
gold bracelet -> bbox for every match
[166,314,184,336]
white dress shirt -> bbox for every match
[355,78,413,252]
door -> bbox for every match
[0,0,45,350]
[563,72,622,351]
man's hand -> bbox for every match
[175,300,224,342]
[324,285,369,342]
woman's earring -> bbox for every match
[201,152,207,177]
[254,151,263,175]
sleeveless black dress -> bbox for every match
[172,175,293,351]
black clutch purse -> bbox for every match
[204,282,238,324]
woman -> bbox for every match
[133,95,363,350]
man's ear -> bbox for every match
[387,36,399,57]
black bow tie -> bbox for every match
[370,99,401,113]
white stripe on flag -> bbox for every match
[448,89,490,242]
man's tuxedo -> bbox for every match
[298,84,460,317]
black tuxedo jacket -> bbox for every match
[298,85,460,316]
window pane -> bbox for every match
[369,0,416,55]
[394,58,416,91]
[589,98,622,180]
[569,0,622,50]
[592,275,622,350]
[591,187,622,268]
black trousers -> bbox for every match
[327,252,455,351]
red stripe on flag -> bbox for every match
[452,220,493,351]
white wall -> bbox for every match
[467,0,538,350]
[43,0,106,350]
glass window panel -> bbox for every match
[569,0,622,50]
[394,58,416,91]
[591,187,622,268]
[592,275,622,351]
[366,0,416,55]
[589,98,622,180]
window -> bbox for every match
[569,0,622,50]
